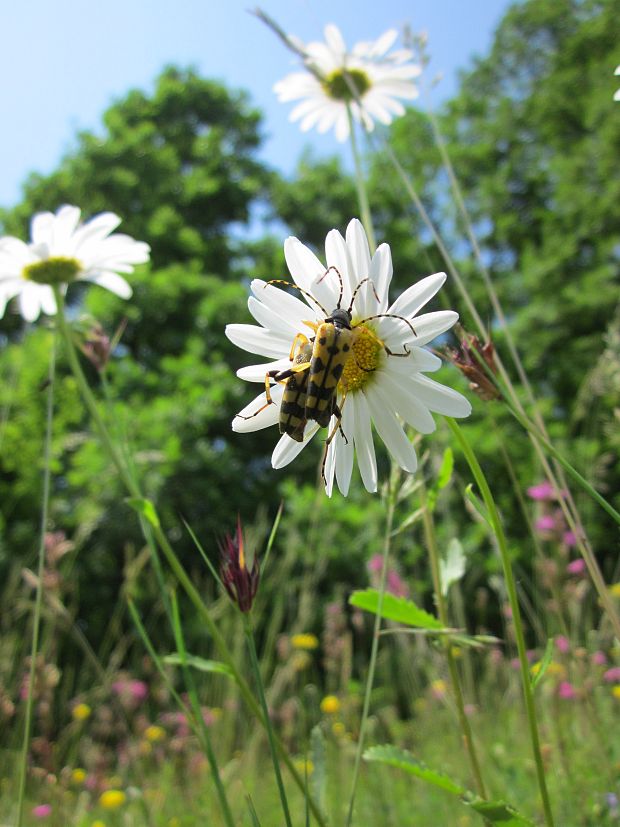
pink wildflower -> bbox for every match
[557,681,576,700]
[555,635,570,654]
[563,531,577,548]
[535,514,557,533]
[603,666,620,683]
[592,651,607,666]
[527,481,555,500]
[387,570,410,599]
[32,805,52,818]
[567,558,586,575]
[367,554,383,573]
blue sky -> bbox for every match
[0,0,513,208]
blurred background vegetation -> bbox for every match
[0,0,618,661]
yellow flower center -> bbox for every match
[339,324,383,393]
[23,256,81,286]
[322,68,371,102]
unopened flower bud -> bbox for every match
[219,517,259,613]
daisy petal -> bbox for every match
[408,374,472,418]
[85,271,132,299]
[365,385,418,473]
[272,425,320,469]
[351,393,377,492]
[225,324,291,359]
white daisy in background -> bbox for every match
[274,24,421,142]
[227,218,471,496]
[615,65,620,101]
[0,205,150,322]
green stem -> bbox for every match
[53,291,327,826]
[419,483,488,802]
[345,469,397,827]
[347,105,376,252]
[170,591,235,827]
[243,614,293,827]
[16,330,56,827]
[447,418,555,827]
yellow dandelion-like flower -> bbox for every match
[530,662,541,677]
[99,790,126,810]
[72,703,91,721]
[91,821,106,827]
[320,694,341,714]
[612,685,620,700]
[291,633,319,651]
[546,662,566,679]
[609,583,620,598]
[332,721,346,736]
[144,724,166,743]
[71,768,87,784]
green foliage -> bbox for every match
[364,745,537,825]
[349,588,444,630]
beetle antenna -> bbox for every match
[264,279,329,318]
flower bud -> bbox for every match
[219,518,259,613]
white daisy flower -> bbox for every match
[0,205,150,322]
[615,65,620,102]
[226,218,471,496]
[274,24,421,142]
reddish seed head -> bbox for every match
[219,517,259,613]
[446,332,501,401]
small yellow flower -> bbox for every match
[139,740,153,756]
[320,695,341,714]
[610,583,620,598]
[612,685,620,700]
[91,822,106,827]
[99,790,126,810]
[144,724,166,743]
[71,768,87,784]
[430,679,447,698]
[168,819,181,827]
[72,703,91,722]
[332,721,346,736]
[546,662,566,679]
[291,633,319,651]
[450,646,462,658]
[530,662,541,677]
[293,758,314,776]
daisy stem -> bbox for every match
[446,418,555,827]
[52,290,327,826]
[419,482,488,801]
[16,329,56,827]
[347,106,376,252]
[345,467,397,827]
[243,613,293,827]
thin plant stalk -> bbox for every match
[447,418,555,827]
[170,590,235,827]
[345,469,397,827]
[52,291,327,826]
[419,482,488,800]
[16,330,56,827]
[347,104,376,252]
[243,614,293,827]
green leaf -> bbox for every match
[464,483,492,527]
[365,745,536,825]
[437,447,454,490]
[349,589,444,630]
[531,637,554,690]
[125,497,160,530]
[439,538,467,596]
[163,653,233,677]
[364,745,463,795]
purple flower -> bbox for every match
[367,554,383,574]
[387,570,409,599]
[557,681,576,700]
[563,531,577,548]
[219,517,259,613]
[567,558,586,575]
[535,514,556,533]
[603,666,620,683]
[32,805,52,819]
[555,635,570,654]
[592,651,607,666]
[527,481,555,501]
